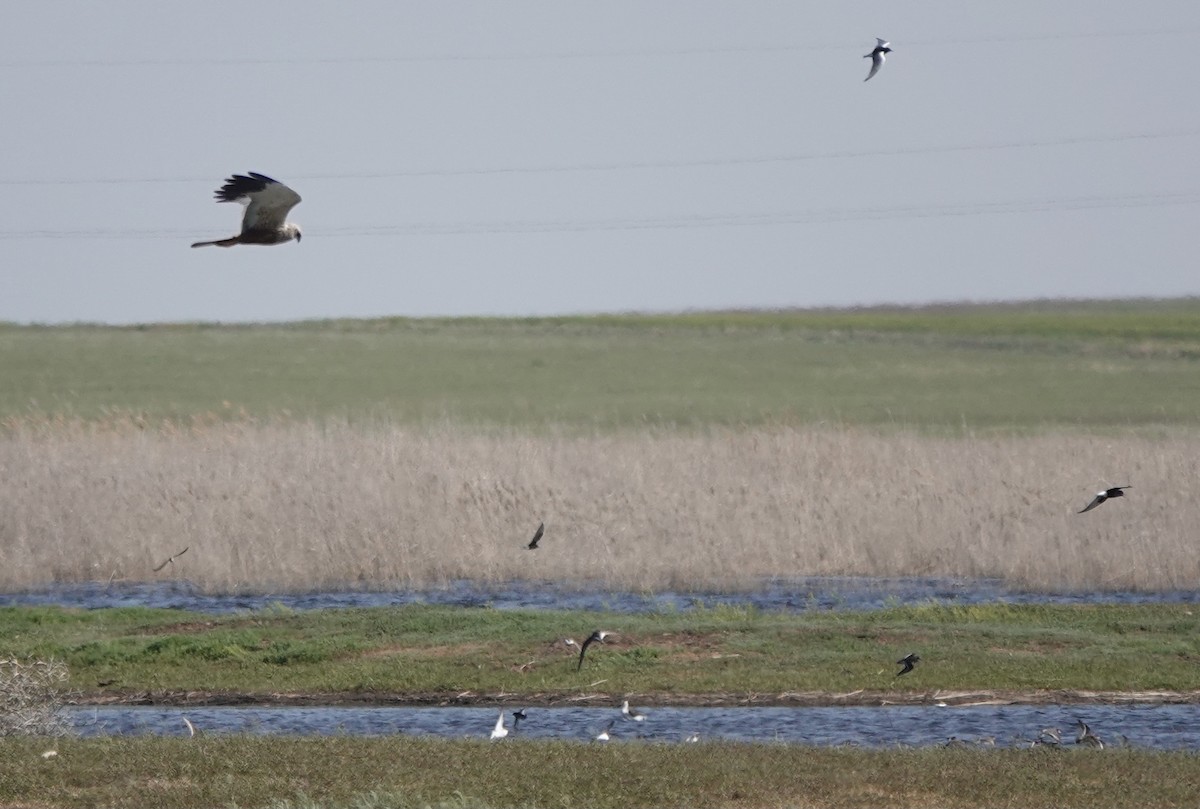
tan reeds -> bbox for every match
[1,417,1197,593]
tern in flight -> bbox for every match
[895,652,920,677]
[489,711,509,740]
[864,38,891,82]
[526,522,545,550]
[152,547,189,573]
[1078,485,1130,514]
[577,630,613,671]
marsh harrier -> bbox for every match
[191,172,302,248]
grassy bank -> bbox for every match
[4,604,1199,699]
[3,736,1198,809]
[3,299,1200,430]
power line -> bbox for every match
[0,128,1195,188]
[1,190,1194,241]
[1,27,1195,69]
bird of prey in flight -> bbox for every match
[577,630,612,671]
[191,172,302,248]
[526,522,545,550]
[1078,486,1130,514]
[152,547,189,572]
[864,38,891,82]
[895,652,920,677]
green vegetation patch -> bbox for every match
[3,299,1200,430]
[4,603,1199,698]
[3,736,1199,809]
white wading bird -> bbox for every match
[192,172,302,248]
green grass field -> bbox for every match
[3,298,1200,430]
[6,603,1199,699]
[3,736,1198,809]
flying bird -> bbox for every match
[895,652,920,677]
[152,547,189,573]
[511,709,527,731]
[577,630,612,671]
[191,172,302,248]
[621,700,646,722]
[864,38,891,82]
[489,711,508,740]
[1078,485,1131,514]
[527,522,545,550]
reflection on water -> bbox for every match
[67,704,1200,750]
[5,577,1200,614]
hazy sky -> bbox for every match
[2,2,1198,324]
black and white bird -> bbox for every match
[511,709,527,731]
[895,652,920,677]
[864,38,891,82]
[526,522,545,550]
[595,720,615,742]
[152,547,189,573]
[621,700,646,722]
[577,630,613,671]
[1078,486,1131,514]
[192,172,302,248]
[489,711,509,740]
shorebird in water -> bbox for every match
[1075,719,1104,749]
[577,630,613,671]
[526,522,545,550]
[895,652,920,677]
[621,700,646,722]
[152,547,189,572]
[511,709,527,731]
[595,720,616,742]
[1078,486,1130,514]
[864,38,891,81]
[489,711,508,740]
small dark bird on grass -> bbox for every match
[152,547,189,572]
[577,630,612,671]
[895,652,920,677]
[864,38,891,81]
[512,709,527,730]
[1078,486,1130,514]
[526,522,545,550]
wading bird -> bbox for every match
[526,522,545,550]
[512,709,527,731]
[1075,719,1104,749]
[595,720,615,742]
[489,711,508,740]
[152,547,189,573]
[864,38,891,81]
[191,172,302,248]
[895,652,920,677]
[1078,485,1130,514]
[621,700,646,722]
[577,630,613,671]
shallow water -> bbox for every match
[6,577,1200,614]
[67,704,1198,749]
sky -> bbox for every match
[1,2,1198,324]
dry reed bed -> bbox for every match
[1,418,1197,592]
